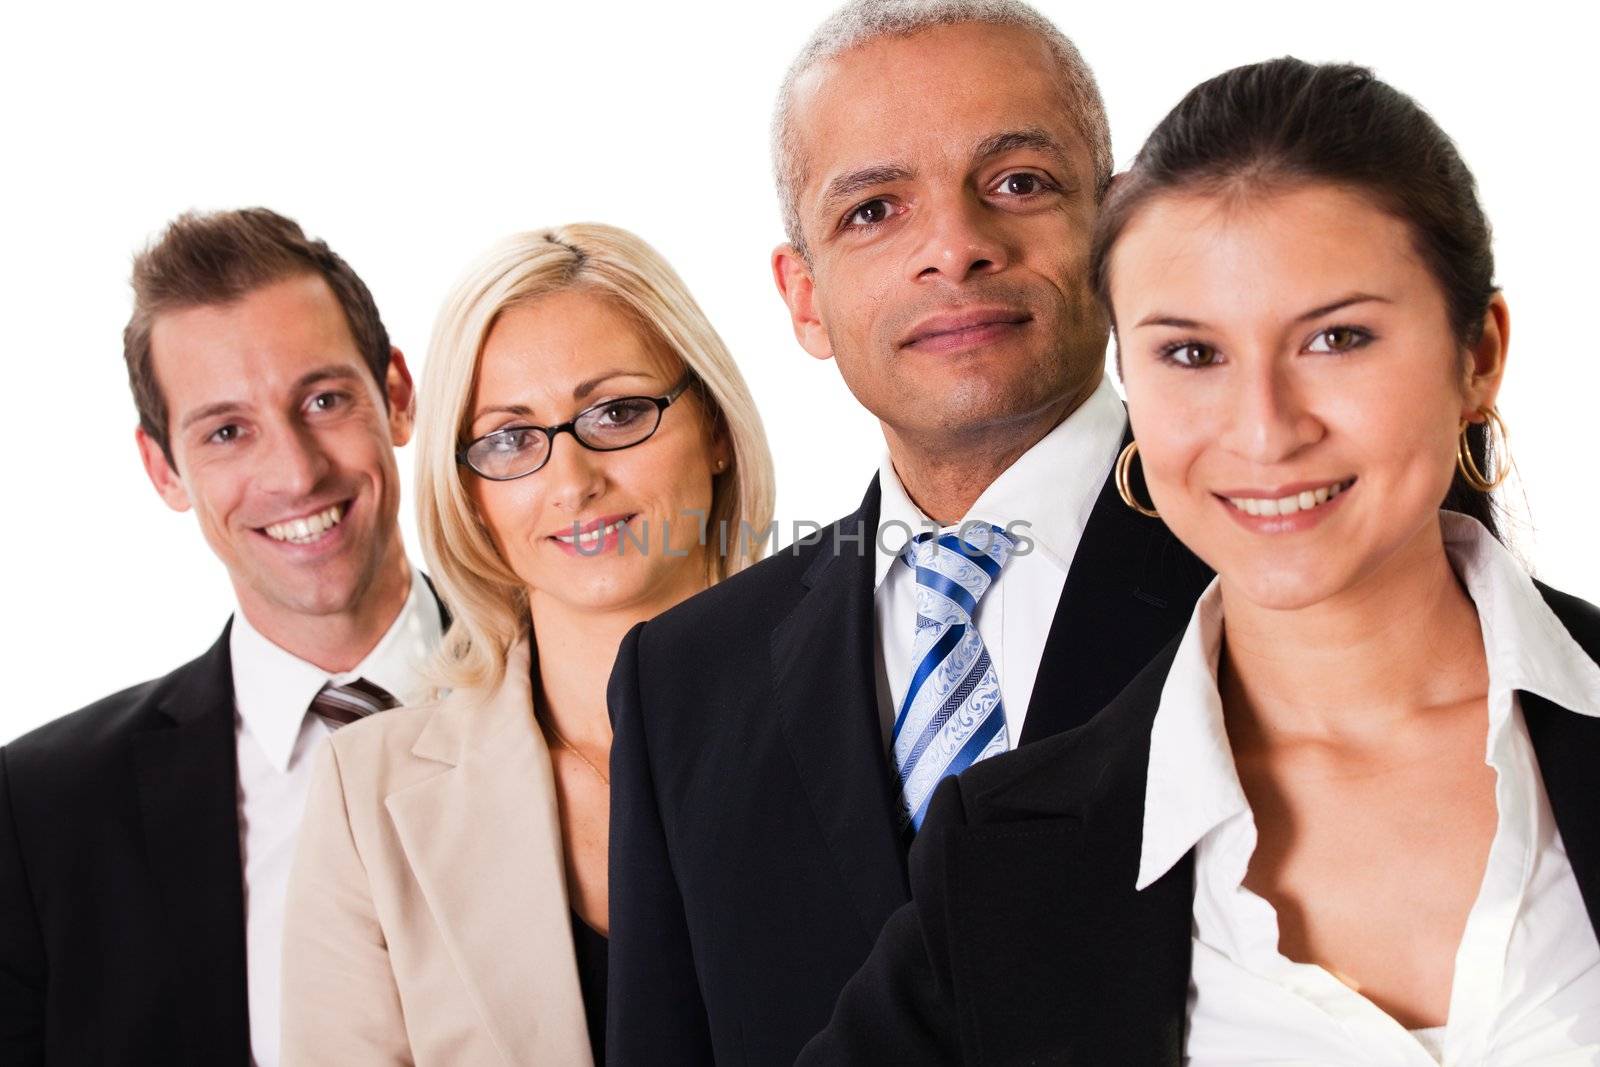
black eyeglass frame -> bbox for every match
[456,375,694,481]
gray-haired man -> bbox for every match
[606,3,1209,1062]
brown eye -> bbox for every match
[846,199,892,227]
[1307,326,1372,353]
[1165,342,1219,368]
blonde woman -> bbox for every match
[280,224,774,1065]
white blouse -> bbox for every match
[1136,513,1600,1065]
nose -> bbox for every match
[258,421,331,499]
[1217,358,1323,466]
[911,192,1009,284]
[542,432,607,513]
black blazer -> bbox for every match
[0,625,251,1065]
[0,584,446,1066]
[606,468,1212,1065]
[799,583,1600,1066]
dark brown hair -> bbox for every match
[124,207,392,464]
[1090,57,1501,537]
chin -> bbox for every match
[1220,559,1356,614]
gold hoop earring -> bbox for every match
[1456,406,1511,492]
[1115,440,1160,519]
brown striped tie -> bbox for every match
[310,677,400,729]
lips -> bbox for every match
[1215,478,1357,520]
[900,308,1032,350]
[548,513,637,548]
[259,501,350,544]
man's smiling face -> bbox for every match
[138,272,412,631]
[775,20,1109,447]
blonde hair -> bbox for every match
[415,223,776,692]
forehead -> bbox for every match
[1110,183,1432,322]
[789,21,1086,198]
[149,273,367,410]
[475,287,679,400]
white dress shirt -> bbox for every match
[230,569,442,1067]
[1137,513,1600,1065]
[873,374,1127,749]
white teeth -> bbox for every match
[264,504,345,544]
[1226,481,1351,519]
[555,518,628,546]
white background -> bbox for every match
[3,1,1594,741]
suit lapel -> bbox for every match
[1524,583,1600,938]
[1524,692,1600,935]
[772,479,910,939]
[957,654,1191,1063]
[132,623,252,1061]
[385,640,593,1066]
[1020,451,1212,745]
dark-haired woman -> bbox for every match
[801,58,1600,1066]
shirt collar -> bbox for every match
[230,569,443,772]
[1443,511,1600,721]
[873,374,1127,589]
[1137,578,1242,891]
[1136,513,1600,892]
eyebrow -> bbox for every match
[1133,293,1393,331]
[469,371,659,426]
[821,164,914,214]
[178,364,368,430]
[972,127,1071,168]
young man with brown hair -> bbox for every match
[0,208,444,1065]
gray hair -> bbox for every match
[771,0,1113,258]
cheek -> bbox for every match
[1125,376,1215,499]
[469,480,543,559]
[1329,361,1463,484]
[628,433,715,511]
[186,466,242,527]
[819,256,891,342]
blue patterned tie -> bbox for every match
[893,525,1015,831]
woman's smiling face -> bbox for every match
[1110,181,1506,611]
[464,287,727,620]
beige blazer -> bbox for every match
[280,639,592,1066]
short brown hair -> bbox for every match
[124,207,392,463]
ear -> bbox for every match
[771,244,833,361]
[385,346,417,447]
[1462,293,1510,417]
[710,417,734,473]
[136,426,191,512]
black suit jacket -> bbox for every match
[0,583,446,1066]
[0,626,251,1065]
[606,469,1212,1065]
[799,583,1600,1066]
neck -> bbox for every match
[1219,519,1488,748]
[885,387,1085,526]
[528,565,711,750]
[236,542,414,673]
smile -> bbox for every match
[901,309,1032,352]
[262,503,347,545]
[1221,479,1355,517]
[551,514,637,548]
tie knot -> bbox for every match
[902,525,1014,623]
[310,677,399,729]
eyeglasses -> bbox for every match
[457,375,693,481]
